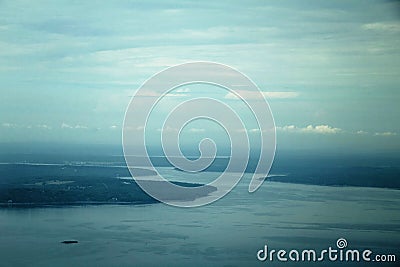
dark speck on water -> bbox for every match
[61,240,78,244]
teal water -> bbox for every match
[0,170,399,267]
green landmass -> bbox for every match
[0,164,215,206]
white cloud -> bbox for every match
[61,122,73,129]
[374,131,397,136]
[236,128,270,133]
[303,125,342,134]
[36,124,52,130]
[167,93,187,97]
[61,123,88,129]
[135,89,188,98]
[363,22,400,32]
[2,122,16,128]
[277,125,296,132]
[157,126,179,133]
[188,128,205,133]
[225,90,299,100]
[263,92,300,99]
[277,124,342,134]
[74,125,88,129]
[175,87,190,93]
[249,128,261,133]
[278,126,398,136]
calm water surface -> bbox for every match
[1,170,399,267]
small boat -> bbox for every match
[61,240,78,244]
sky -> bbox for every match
[0,0,399,153]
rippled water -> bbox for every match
[1,170,399,267]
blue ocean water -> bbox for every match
[0,168,399,267]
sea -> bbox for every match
[1,166,399,267]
